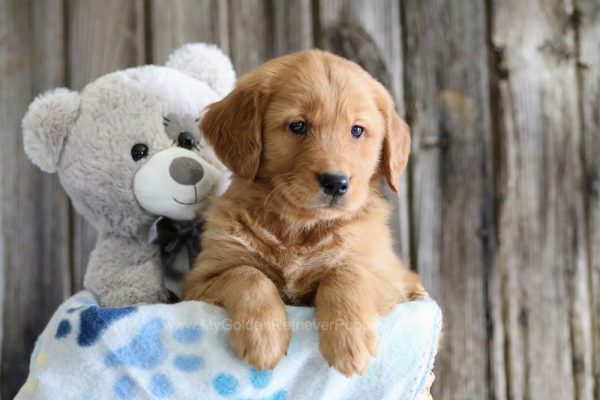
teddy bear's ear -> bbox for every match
[22,88,80,173]
[165,43,236,98]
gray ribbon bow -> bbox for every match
[147,216,203,278]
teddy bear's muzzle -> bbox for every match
[133,146,221,221]
[169,157,205,186]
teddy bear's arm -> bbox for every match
[83,236,169,307]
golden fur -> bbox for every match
[184,50,423,376]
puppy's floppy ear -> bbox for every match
[382,112,411,193]
[200,70,269,181]
[373,83,411,193]
[22,88,81,173]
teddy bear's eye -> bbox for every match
[131,143,149,161]
[177,132,196,150]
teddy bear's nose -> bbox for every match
[169,157,204,185]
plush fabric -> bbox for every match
[21,43,234,306]
[165,43,236,98]
[16,291,441,400]
[22,88,81,173]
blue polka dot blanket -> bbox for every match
[16,291,441,400]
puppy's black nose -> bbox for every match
[169,157,204,185]
[318,173,349,197]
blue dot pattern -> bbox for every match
[149,374,173,398]
[173,355,204,372]
[50,295,291,400]
[113,375,136,400]
[213,373,239,396]
[105,318,165,369]
[249,369,272,389]
[270,390,287,400]
[55,320,72,339]
[78,306,137,347]
[173,325,202,344]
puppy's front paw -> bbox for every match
[319,318,379,377]
[405,270,428,300]
[229,313,291,370]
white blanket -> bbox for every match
[16,291,441,400]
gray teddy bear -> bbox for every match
[22,43,234,307]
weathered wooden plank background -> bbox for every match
[0,1,598,399]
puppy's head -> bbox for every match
[201,50,410,221]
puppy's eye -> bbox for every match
[288,120,308,135]
[351,125,364,138]
[131,143,149,161]
[178,131,196,150]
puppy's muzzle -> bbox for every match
[318,173,349,197]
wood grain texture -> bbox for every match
[576,0,600,398]
[150,0,229,64]
[403,1,494,398]
[490,0,591,399]
[0,1,71,398]
[0,145,3,395]
[270,0,313,57]
[227,0,272,75]
[318,0,411,263]
[67,0,147,290]
[1,2,599,399]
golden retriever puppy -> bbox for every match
[184,50,423,376]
